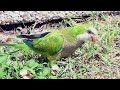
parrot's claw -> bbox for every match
[51,65,59,75]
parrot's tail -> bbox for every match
[0,43,17,46]
[0,43,30,51]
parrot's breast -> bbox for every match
[59,39,84,58]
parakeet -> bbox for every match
[0,22,98,74]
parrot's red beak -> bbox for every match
[90,35,97,43]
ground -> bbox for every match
[0,13,120,79]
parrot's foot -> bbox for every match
[51,64,59,75]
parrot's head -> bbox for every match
[86,27,97,43]
[77,27,98,43]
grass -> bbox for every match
[0,12,120,79]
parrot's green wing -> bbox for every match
[32,30,64,56]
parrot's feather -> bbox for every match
[23,39,34,49]
[0,43,30,51]
[60,23,91,42]
[17,32,50,39]
[32,30,64,56]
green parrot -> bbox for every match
[0,22,98,74]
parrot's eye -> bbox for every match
[86,30,95,34]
